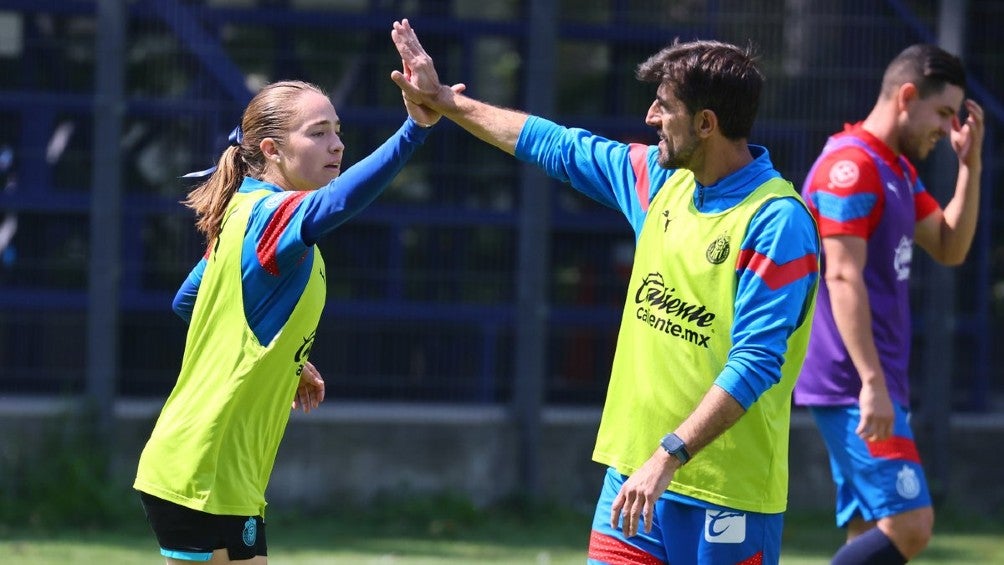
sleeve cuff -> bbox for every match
[713,365,756,410]
[406,115,435,130]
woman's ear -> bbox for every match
[260,138,281,162]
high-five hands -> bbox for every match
[391,18,466,121]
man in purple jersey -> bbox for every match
[795,44,984,564]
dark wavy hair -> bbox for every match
[636,39,763,140]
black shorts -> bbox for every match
[139,491,267,561]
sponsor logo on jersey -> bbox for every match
[633,272,715,348]
[828,160,859,189]
[294,330,316,376]
[662,210,673,233]
[893,235,913,281]
[263,192,291,210]
[896,465,921,499]
[295,330,316,363]
[705,509,746,543]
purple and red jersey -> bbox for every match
[795,123,939,408]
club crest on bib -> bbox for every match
[706,234,731,265]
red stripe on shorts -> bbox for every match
[738,550,764,565]
[587,530,664,565]
[866,436,921,463]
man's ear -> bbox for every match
[694,109,717,138]
[897,82,919,111]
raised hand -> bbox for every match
[400,68,466,127]
[390,19,464,112]
[390,17,526,154]
[951,98,985,168]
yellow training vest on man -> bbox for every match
[134,189,325,517]
[592,170,814,514]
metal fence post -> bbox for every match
[513,0,557,499]
[86,0,125,458]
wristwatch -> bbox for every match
[660,432,690,465]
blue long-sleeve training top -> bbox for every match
[515,115,819,408]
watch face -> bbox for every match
[661,436,680,452]
[661,434,689,462]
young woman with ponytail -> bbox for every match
[134,77,462,565]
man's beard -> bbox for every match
[899,129,939,163]
[658,135,698,169]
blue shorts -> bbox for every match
[586,467,783,565]
[810,405,932,527]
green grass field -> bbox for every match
[2,501,1002,565]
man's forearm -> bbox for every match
[430,87,528,155]
[828,276,885,387]
[938,163,981,264]
[673,385,746,457]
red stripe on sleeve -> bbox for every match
[628,143,652,212]
[817,216,870,239]
[257,191,310,276]
[739,551,765,565]
[867,436,921,464]
[588,531,664,565]
[735,249,818,291]
[914,190,939,222]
